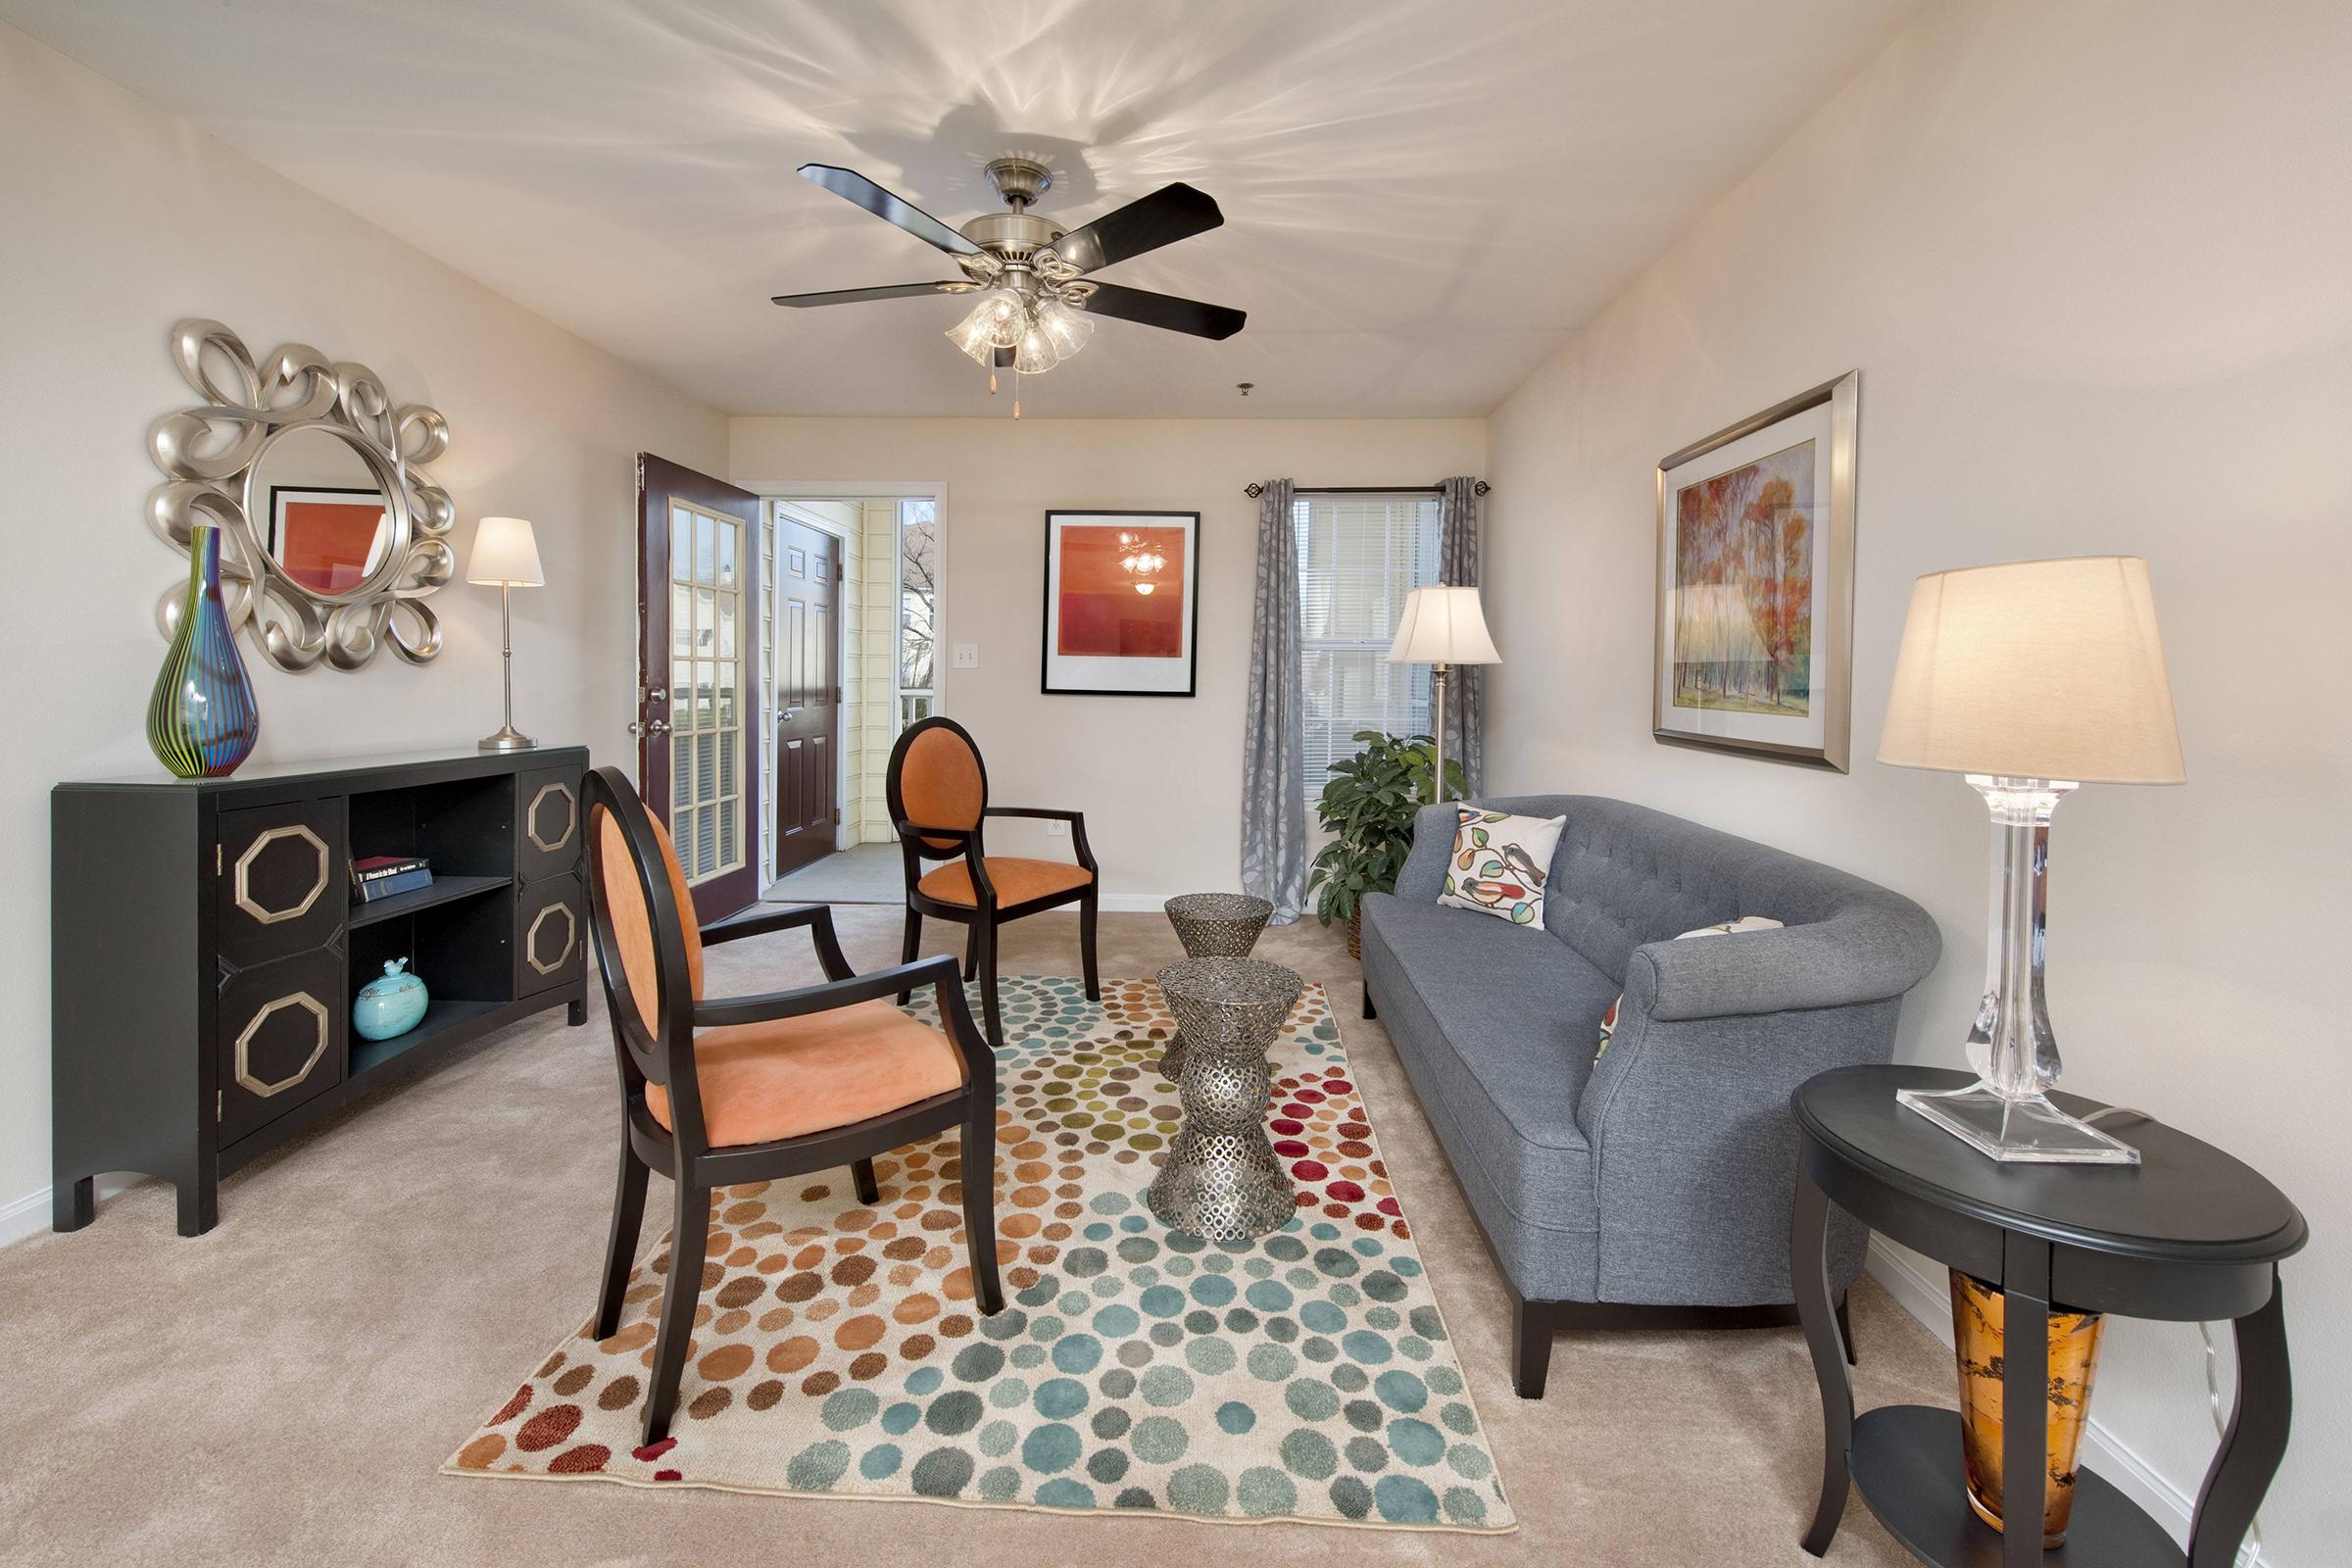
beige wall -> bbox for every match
[732,418,1487,903]
[0,24,727,1222]
[1482,2,2352,1556]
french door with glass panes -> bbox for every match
[634,454,762,922]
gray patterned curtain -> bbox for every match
[1241,478,1305,922]
[1437,476,1486,796]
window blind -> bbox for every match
[1294,493,1442,799]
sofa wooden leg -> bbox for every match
[1362,985,1378,1020]
[1514,1296,1555,1399]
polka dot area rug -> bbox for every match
[444,975,1515,1534]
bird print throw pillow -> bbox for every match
[1437,808,1567,926]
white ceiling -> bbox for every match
[7,0,1924,417]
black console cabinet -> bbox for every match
[52,748,590,1235]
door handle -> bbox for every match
[647,686,668,705]
[627,717,671,737]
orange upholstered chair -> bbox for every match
[580,765,1001,1445]
[886,716,1100,1047]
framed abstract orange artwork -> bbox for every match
[1041,510,1200,696]
[268,484,393,595]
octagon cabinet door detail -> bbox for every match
[516,767,582,884]
[517,875,585,999]
[218,949,347,1143]
[217,799,346,969]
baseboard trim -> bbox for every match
[1865,1239,2263,1566]
[0,1175,141,1250]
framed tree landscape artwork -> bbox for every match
[1652,370,1857,770]
[1042,510,1200,696]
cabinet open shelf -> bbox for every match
[347,873,512,928]
[349,998,507,1078]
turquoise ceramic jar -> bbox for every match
[353,957,429,1041]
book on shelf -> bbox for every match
[352,856,433,902]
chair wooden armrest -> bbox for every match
[982,807,1097,874]
[896,819,997,905]
[698,902,851,979]
[693,955,959,1029]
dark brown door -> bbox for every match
[772,515,840,877]
[636,453,761,923]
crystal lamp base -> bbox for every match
[1897,1081,2139,1165]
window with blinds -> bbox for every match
[1295,493,1443,799]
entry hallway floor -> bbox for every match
[0,908,1946,1566]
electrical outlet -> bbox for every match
[1046,818,1067,837]
[953,643,979,668]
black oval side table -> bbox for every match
[1791,1065,2306,1568]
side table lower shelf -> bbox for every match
[1851,1406,2180,1568]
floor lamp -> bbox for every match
[1388,586,1500,805]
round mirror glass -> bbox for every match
[250,423,396,596]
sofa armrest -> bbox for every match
[1394,803,1462,904]
[1622,901,1939,1023]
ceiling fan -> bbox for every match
[772,157,1246,378]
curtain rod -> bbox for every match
[1242,480,1489,499]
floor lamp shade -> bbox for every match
[466,516,545,588]
[1388,586,1499,807]
[1388,586,1501,666]
[1878,556,2181,784]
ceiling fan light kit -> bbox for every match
[776,155,1245,407]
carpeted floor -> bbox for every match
[0,908,1947,1566]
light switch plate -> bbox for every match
[953,643,979,668]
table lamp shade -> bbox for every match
[1878,556,2182,785]
[1388,586,1500,665]
[466,516,545,588]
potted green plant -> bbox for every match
[1306,730,1465,956]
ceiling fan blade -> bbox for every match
[1076,282,1246,340]
[1048,183,1223,274]
[797,164,981,256]
[770,281,972,308]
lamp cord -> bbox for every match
[2078,1105,2263,1564]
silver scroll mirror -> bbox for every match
[146,318,454,671]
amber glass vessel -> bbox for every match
[1949,1269,2107,1545]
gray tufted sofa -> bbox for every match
[1359,795,1940,1397]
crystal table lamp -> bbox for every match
[1878,557,2183,1163]
[466,516,545,753]
[1388,586,1500,805]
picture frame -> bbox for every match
[1041,510,1201,697]
[268,483,393,596]
[1652,370,1857,771]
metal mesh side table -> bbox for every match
[1159,893,1274,1082]
[1146,956,1302,1241]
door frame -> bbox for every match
[636,453,764,922]
[743,480,950,860]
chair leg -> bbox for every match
[974,918,1003,1050]
[852,1156,880,1205]
[961,1088,1004,1315]
[1514,1295,1556,1399]
[1078,891,1101,1001]
[641,1178,712,1447]
[963,922,980,982]
[593,1136,651,1339]
[897,908,922,1005]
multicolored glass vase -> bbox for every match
[147,522,260,778]
[1949,1268,2108,1546]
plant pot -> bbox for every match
[1949,1268,2107,1546]
[1347,911,1362,960]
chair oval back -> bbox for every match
[582,767,704,1102]
[888,716,989,857]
